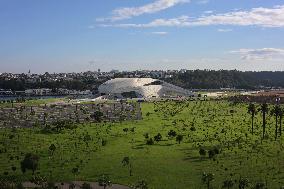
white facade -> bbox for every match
[25,88,52,96]
[98,78,194,98]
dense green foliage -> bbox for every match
[0,76,108,91]
[165,70,284,89]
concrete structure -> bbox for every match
[98,78,194,98]
[25,88,52,96]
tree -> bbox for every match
[202,172,214,189]
[259,103,269,139]
[247,103,257,134]
[20,153,39,174]
[176,135,183,144]
[69,183,76,189]
[254,182,266,189]
[16,183,25,189]
[122,156,132,176]
[271,105,281,140]
[123,128,129,134]
[83,133,92,146]
[167,130,177,138]
[132,180,148,189]
[48,144,56,156]
[81,182,92,189]
[90,111,103,122]
[98,174,112,189]
[238,177,249,189]
[154,133,162,143]
[222,179,234,189]
[208,150,216,159]
[71,167,79,180]
[199,148,207,159]
[146,138,154,145]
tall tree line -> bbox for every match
[164,70,284,89]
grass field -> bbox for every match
[1,99,284,188]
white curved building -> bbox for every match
[98,78,194,98]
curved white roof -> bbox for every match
[98,78,193,98]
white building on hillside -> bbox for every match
[98,78,194,99]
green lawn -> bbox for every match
[1,100,284,188]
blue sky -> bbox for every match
[0,0,284,73]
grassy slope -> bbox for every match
[1,100,284,188]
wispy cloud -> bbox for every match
[99,15,190,28]
[88,25,95,29]
[151,31,169,35]
[197,0,209,4]
[203,10,214,14]
[97,0,189,22]
[100,5,284,28]
[231,48,284,60]
[217,28,233,32]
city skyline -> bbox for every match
[1,0,284,73]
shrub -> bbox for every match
[146,138,154,145]
[132,180,148,189]
[167,130,177,138]
[16,183,25,189]
[102,139,107,146]
[143,133,149,139]
[130,127,135,133]
[20,153,39,174]
[90,111,104,122]
[11,166,16,171]
[213,147,221,154]
[81,182,92,189]
[154,133,162,142]
[208,150,216,159]
[199,148,207,157]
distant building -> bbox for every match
[25,88,52,96]
[0,89,14,96]
[98,78,195,99]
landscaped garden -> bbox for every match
[1,99,284,188]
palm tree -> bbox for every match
[176,135,183,144]
[271,105,281,140]
[247,103,257,134]
[222,179,234,189]
[122,156,132,176]
[259,103,268,139]
[71,167,79,181]
[48,144,56,156]
[202,172,214,189]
